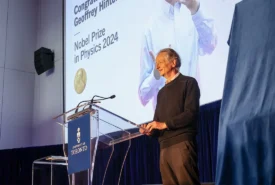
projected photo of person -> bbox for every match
[138,0,217,110]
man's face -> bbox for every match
[156,52,176,77]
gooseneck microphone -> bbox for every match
[74,100,89,113]
[89,94,116,109]
[69,94,115,121]
[74,95,115,113]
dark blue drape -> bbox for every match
[92,133,162,185]
[0,100,220,185]
[0,145,67,185]
[197,100,220,182]
[216,0,275,184]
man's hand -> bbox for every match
[179,0,200,15]
[139,124,153,136]
[146,121,167,132]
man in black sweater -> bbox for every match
[140,48,201,185]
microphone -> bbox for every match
[74,99,100,113]
[70,94,115,121]
[89,94,116,109]
[109,95,116,99]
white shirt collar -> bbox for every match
[161,1,182,19]
[166,72,180,84]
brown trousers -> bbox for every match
[160,140,201,185]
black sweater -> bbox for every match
[153,74,200,149]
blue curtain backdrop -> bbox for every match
[0,100,220,185]
[197,100,220,182]
[215,0,275,184]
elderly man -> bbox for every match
[140,48,201,185]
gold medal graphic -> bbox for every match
[74,68,87,94]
